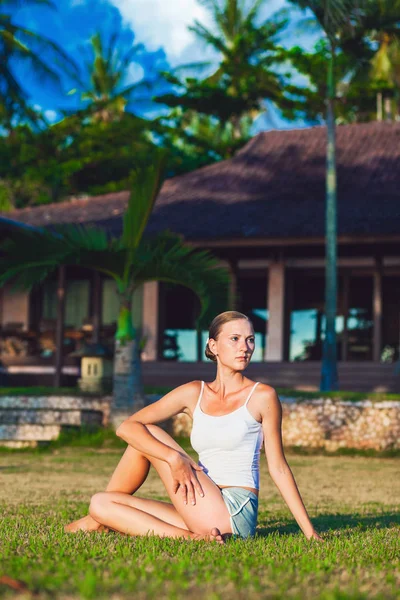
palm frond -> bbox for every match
[0,219,125,289]
[188,21,228,55]
[133,232,230,328]
[122,148,167,253]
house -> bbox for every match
[1,121,400,390]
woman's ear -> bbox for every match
[208,338,218,356]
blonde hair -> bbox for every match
[205,311,251,362]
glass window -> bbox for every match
[237,275,268,362]
[346,276,373,361]
[160,284,203,362]
[42,281,57,321]
[382,276,400,362]
[42,279,90,328]
[288,272,346,361]
[65,280,90,329]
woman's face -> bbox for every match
[209,318,255,370]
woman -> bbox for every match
[66,311,324,543]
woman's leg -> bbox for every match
[88,424,233,539]
[89,492,224,542]
[65,444,153,532]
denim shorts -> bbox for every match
[220,487,259,539]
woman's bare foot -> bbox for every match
[64,514,109,533]
[190,527,225,544]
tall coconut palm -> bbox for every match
[351,0,400,120]
[0,0,76,127]
[155,0,294,138]
[0,150,230,415]
[288,0,366,391]
[69,31,151,123]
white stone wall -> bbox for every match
[170,397,400,451]
[1,395,399,451]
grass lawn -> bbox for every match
[0,438,399,600]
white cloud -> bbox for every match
[44,109,58,122]
[111,0,213,63]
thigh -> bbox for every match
[144,424,233,536]
[93,492,190,530]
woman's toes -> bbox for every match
[64,515,101,533]
[211,527,225,544]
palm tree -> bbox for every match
[0,0,76,128]
[155,0,295,138]
[288,0,368,391]
[0,150,230,415]
[351,0,400,120]
[69,31,151,123]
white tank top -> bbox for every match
[190,381,263,489]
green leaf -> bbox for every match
[122,149,167,251]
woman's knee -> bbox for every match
[89,492,109,522]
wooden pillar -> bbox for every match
[142,281,159,361]
[373,256,383,362]
[54,266,66,387]
[341,273,350,361]
[265,260,285,361]
[91,271,102,344]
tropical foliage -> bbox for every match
[0,0,76,128]
[2,0,400,209]
[0,152,230,409]
[68,31,151,122]
[155,0,300,150]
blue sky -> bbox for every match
[10,0,320,129]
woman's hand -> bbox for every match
[306,530,325,542]
[168,451,205,506]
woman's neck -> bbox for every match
[211,366,247,397]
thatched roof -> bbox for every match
[3,121,400,241]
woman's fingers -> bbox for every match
[191,473,205,498]
[187,480,197,505]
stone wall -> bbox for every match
[171,397,400,451]
[0,394,399,451]
[0,395,112,447]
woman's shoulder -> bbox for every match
[170,380,203,400]
[252,382,280,408]
[254,382,277,395]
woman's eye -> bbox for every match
[249,338,255,344]
[231,337,238,341]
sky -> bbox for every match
[10,0,320,130]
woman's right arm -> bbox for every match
[115,381,204,503]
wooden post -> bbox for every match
[377,92,383,122]
[265,260,286,361]
[54,266,66,387]
[341,273,349,361]
[373,256,383,362]
[92,271,102,344]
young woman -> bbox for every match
[66,311,324,543]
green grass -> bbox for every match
[0,386,102,397]
[0,442,399,599]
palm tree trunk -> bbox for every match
[320,41,339,391]
[377,92,383,121]
[112,295,146,422]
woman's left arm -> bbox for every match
[259,386,324,542]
